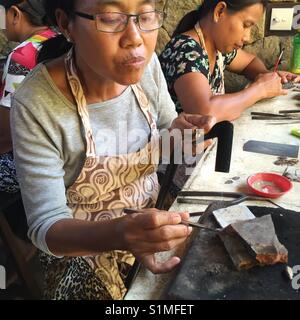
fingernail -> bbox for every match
[188,227,193,234]
[172,214,181,224]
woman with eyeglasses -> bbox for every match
[11,0,216,300]
[0,0,55,193]
[160,0,300,122]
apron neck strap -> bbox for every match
[64,49,156,157]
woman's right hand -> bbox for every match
[118,208,192,274]
[252,72,288,99]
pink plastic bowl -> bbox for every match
[247,173,293,199]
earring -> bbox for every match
[64,33,72,43]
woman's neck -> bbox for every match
[19,25,48,42]
[198,18,217,59]
[74,51,127,105]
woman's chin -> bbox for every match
[115,73,144,86]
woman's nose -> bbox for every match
[120,17,143,48]
[243,28,251,44]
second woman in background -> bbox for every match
[160,0,300,122]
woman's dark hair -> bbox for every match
[0,0,48,26]
[172,0,268,37]
[37,0,75,63]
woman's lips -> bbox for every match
[234,44,243,50]
[122,57,146,68]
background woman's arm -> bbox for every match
[174,70,286,122]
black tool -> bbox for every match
[155,121,234,209]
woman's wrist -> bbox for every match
[248,81,266,100]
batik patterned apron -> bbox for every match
[40,49,160,300]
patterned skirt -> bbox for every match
[39,252,133,300]
[0,151,19,193]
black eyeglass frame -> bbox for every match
[73,10,166,33]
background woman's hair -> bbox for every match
[37,0,75,63]
[172,0,268,37]
[0,0,48,26]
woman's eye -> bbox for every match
[101,17,120,24]
[244,23,253,29]
[140,16,151,23]
[140,13,155,23]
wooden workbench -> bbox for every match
[125,90,300,300]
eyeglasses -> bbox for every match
[73,10,166,33]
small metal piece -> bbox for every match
[251,112,286,118]
[282,266,294,281]
[279,110,300,114]
[282,81,296,90]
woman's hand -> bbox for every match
[252,72,287,99]
[170,113,216,133]
[139,254,182,274]
[277,71,300,84]
[169,113,217,154]
[119,208,192,274]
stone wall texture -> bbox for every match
[0,0,299,91]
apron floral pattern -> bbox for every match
[40,49,160,300]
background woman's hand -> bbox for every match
[277,70,300,84]
[119,208,192,274]
[253,72,287,99]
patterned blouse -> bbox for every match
[159,34,237,113]
[0,28,56,108]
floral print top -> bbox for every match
[159,34,237,113]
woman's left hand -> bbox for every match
[169,113,217,153]
[276,71,300,84]
[170,113,216,133]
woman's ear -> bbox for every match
[56,8,73,42]
[213,1,227,23]
[9,5,22,25]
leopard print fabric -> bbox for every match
[39,252,132,300]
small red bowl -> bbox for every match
[247,173,293,199]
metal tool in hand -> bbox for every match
[176,191,283,223]
[123,208,221,232]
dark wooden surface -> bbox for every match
[163,207,300,300]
